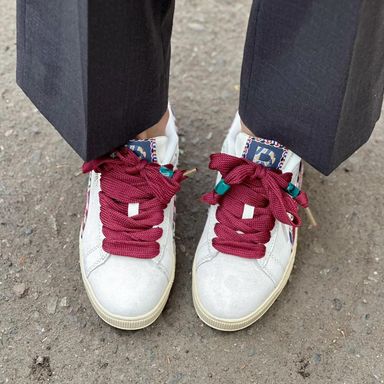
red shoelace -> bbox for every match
[201,153,309,259]
[83,148,188,258]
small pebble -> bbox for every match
[187,22,205,31]
[248,347,257,357]
[59,297,68,307]
[47,296,58,314]
[313,353,321,364]
[24,228,33,235]
[333,298,343,311]
[13,283,27,298]
[31,126,41,135]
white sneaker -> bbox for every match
[193,113,310,331]
[79,107,185,330]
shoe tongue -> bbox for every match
[234,132,287,170]
[126,136,168,164]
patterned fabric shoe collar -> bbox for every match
[235,132,289,170]
[125,136,167,164]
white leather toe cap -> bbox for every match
[195,254,276,320]
[86,255,170,318]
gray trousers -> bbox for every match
[17,0,384,175]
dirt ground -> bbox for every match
[1,1,384,383]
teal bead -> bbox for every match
[285,182,300,198]
[214,179,231,195]
[159,166,174,178]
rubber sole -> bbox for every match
[192,235,298,332]
[79,236,175,330]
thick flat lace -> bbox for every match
[201,153,309,259]
[83,148,187,258]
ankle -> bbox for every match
[136,109,169,139]
[240,119,255,137]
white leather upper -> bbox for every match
[194,114,302,319]
[80,110,179,317]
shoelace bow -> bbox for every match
[83,147,191,259]
[202,153,311,259]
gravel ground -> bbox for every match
[1,1,384,383]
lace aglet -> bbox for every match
[183,168,198,177]
[304,207,317,227]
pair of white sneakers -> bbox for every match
[79,107,310,331]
